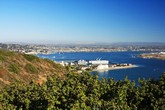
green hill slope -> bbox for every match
[0,49,66,88]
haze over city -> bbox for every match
[0,0,165,44]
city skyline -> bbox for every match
[0,0,165,43]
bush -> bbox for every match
[0,55,5,62]
[25,63,38,73]
[0,49,15,56]
[45,58,55,64]
[8,63,20,74]
[23,54,39,62]
[1,72,165,109]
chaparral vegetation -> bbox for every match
[1,72,165,110]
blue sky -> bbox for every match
[0,0,165,43]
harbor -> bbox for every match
[59,58,138,71]
[37,51,165,82]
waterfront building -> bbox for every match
[97,64,109,70]
[89,60,109,65]
[78,60,88,65]
[69,62,75,66]
[160,52,165,54]
[60,61,69,66]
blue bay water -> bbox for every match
[37,51,165,82]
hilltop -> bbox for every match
[0,49,66,88]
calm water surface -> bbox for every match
[37,51,165,82]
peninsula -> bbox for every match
[59,59,138,72]
[139,52,165,60]
[93,64,138,71]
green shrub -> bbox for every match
[1,72,165,109]
[23,54,39,62]
[45,58,55,64]
[8,63,20,74]
[0,55,5,62]
[25,63,38,73]
[45,58,57,66]
[0,49,15,56]
[45,58,63,69]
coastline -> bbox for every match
[139,53,165,60]
[93,65,139,71]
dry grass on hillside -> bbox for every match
[0,49,67,88]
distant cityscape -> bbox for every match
[0,42,165,54]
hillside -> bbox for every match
[0,49,66,88]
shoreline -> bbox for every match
[93,65,139,71]
[139,53,165,60]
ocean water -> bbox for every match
[37,51,165,82]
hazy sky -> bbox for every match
[0,0,165,43]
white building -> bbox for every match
[69,62,75,66]
[89,60,109,65]
[97,64,109,70]
[160,52,165,54]
[60,61,69,66]
[78,60,88,65]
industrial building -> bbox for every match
[89,60,109,65]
